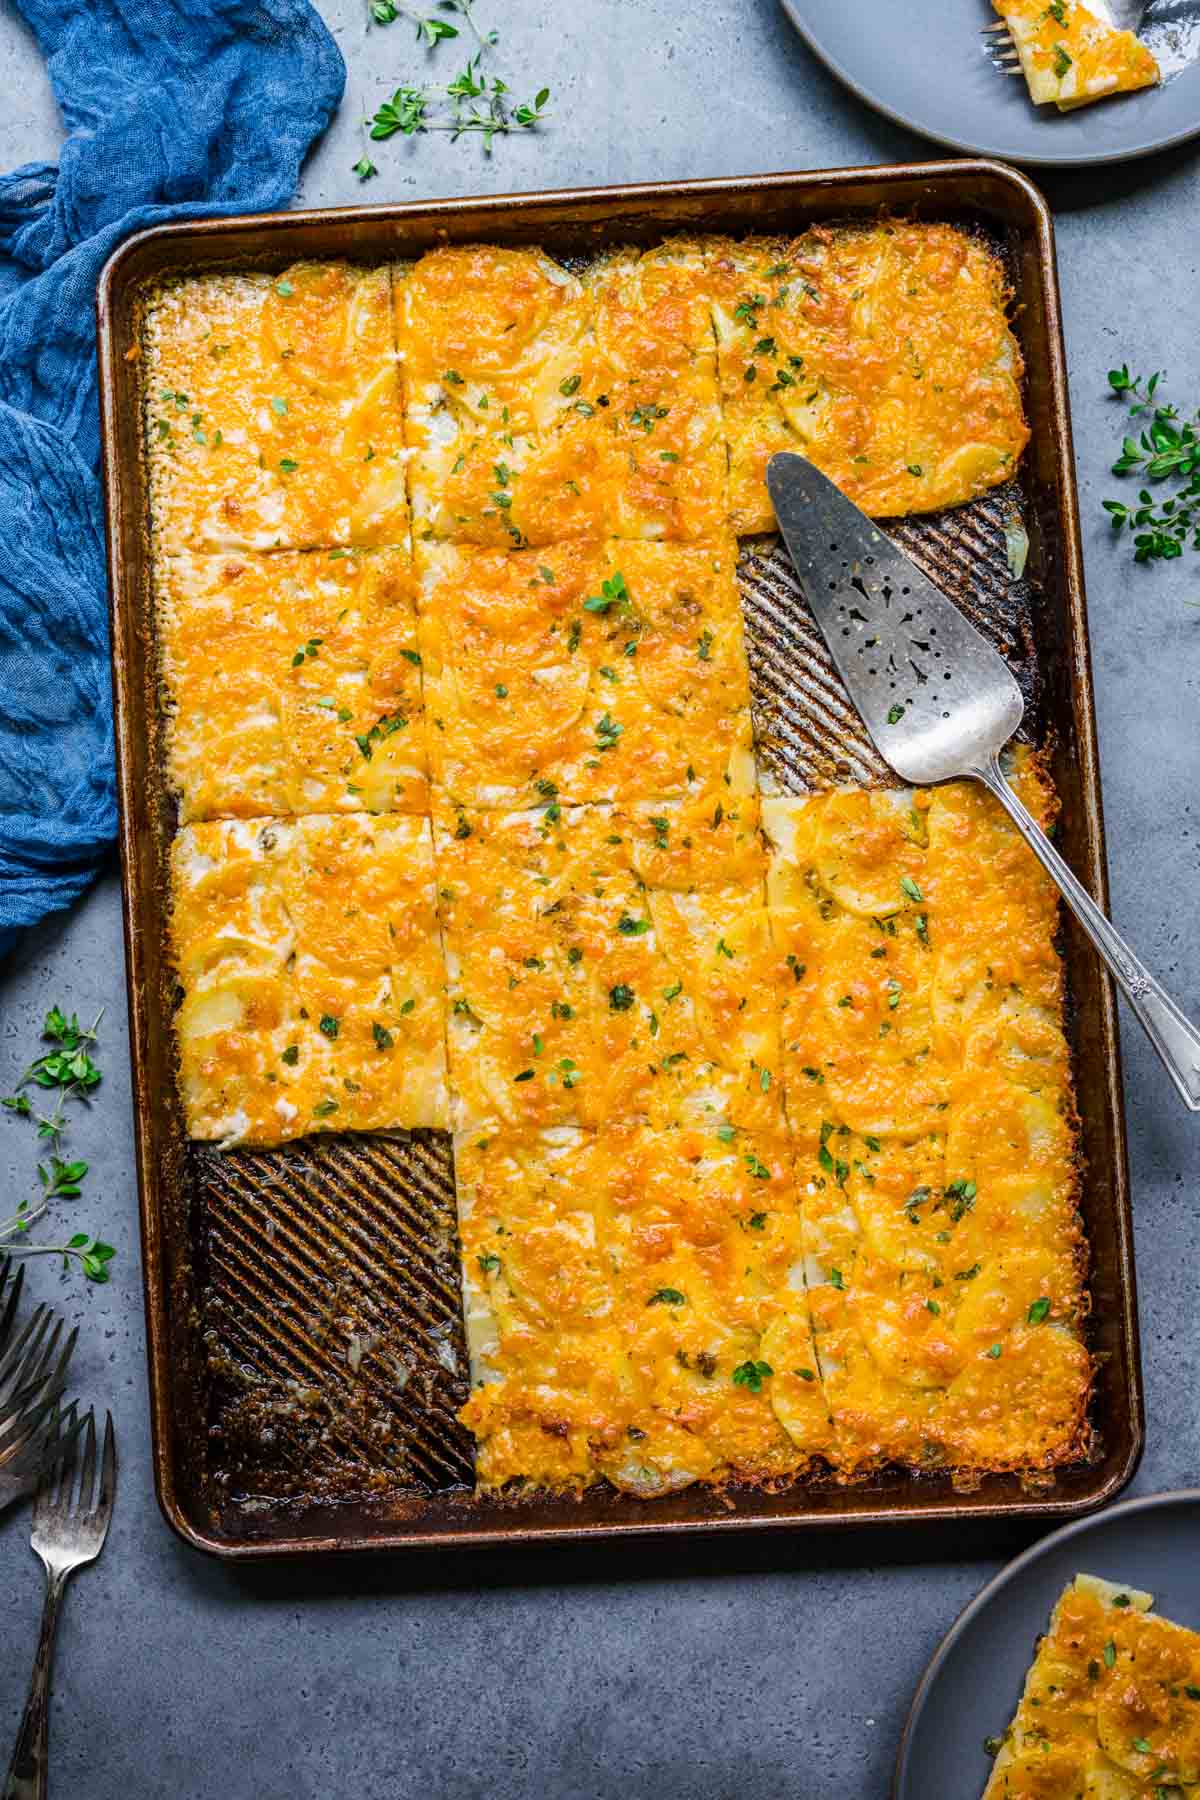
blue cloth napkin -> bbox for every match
[0,0,345,957]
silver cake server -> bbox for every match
[765,450,1200,1111]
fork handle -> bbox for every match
[2,1568,67,1800]
[975,756,1200,1111]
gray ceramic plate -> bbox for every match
[894,1490,1200,1797]
[780,0,1200,166]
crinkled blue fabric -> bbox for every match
[0,0,344,957]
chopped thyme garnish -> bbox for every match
[583,571,629,614]
[594,711,623,751]
[732,1359,772,1392]
[354,710,408,760]
[291,637,322,667]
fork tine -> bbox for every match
[36,1324,77,1406]
[0,1303,51,1396]
[34,1399,81,1466]
[94,1412,116,1520]
[7,1316,65,1413]
[0,1364,69,1445]
[76,1410,97,1511]
[18,1399,80,1478]
[46,1405,85,1517]
[0,1321,77,1443]
[0,1386,78,1483]
[0,1312,58,1410]
[980,20,1011,32]
[62,1411,87,1510]
[0,1255,23,1348]
[0,1378,64,1458]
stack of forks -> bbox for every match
[0,1251,116,1800]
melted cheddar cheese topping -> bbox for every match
[433,791,783,1138]
[994,1,1159,112]
[397,243,727,547]
[457,1124,832,1494]
[159,547,426,822]
[764,756,1086,1477]
[145,262,407,553]
[983,1575,1200,1798]
[417,535,754,809]
[705,223,1029,533]
[171,814,449,1143]
[150,241,1084,1498]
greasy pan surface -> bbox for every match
[96,163,1142,1558]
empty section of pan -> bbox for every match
[198,1131,473,1506]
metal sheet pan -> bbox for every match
[95,161,1143,1558]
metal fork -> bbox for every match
[0,1306,78,1490]
[2,1409,116,1800]
[767,452,1200,1112]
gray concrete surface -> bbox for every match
[1,1,1199,1795]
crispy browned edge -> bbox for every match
[95,162,1143,1560]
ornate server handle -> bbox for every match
[972,756,1200,1111]
[2,1568,67,1800]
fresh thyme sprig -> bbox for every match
[357,0,549,173]
[370,0,464,44]
[2,1006,114,1282]
[1103,366,1200,565]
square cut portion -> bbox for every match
[397,243,726,547]
[145,262,408,553]
[158,547,427,821]
[417,535,753,808]
[170,812,449,1145]
[588,243,729,541]
[456,1123,832,1493]
[764,785,947,1142]
[763,763,1087,1476]
[433,791,784,1136]
[705,224,1029,533]
[983,1575,1200,1798]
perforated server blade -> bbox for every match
[766,450,1200,1112]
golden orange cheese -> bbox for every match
[983,1575,1200,1797]
[703,222,1030,533]
[433,789,783,1138]
[457,1123,832,1493]
[396,242,727,548]
[763,755,1087,1477]
[417,534,754,809]
[158,547,427,821]
[170,813,449,1144]
[149,238,1084,1499]
[144,261,407,553]
[994,0,1159,112]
